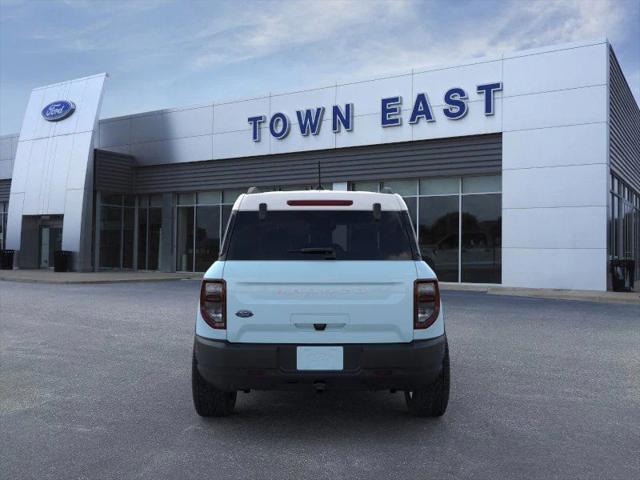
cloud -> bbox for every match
[188,0,412,70]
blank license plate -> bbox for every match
[296,346,344,371]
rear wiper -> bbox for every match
[288,247,336,259]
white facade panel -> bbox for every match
[47,135,74,213]
[214,97,270,134]
[336,74,412,116]
[7,140,31,193]
[213,128,270,159]
[503,206,607,249]
[61,188,85,250]
[131,112,166,143]
[270,118,335,154]
[412,99,501,141]
[65,131,94,190]
[413,60,502,104]
[21,138,48,214]
[6,73,106,271]
[130,106,214,144]
[72,75,108,135]
[32,84,65,140]
[270,86,336,118]
[131,134,213,166]
[99,118,131,148]
[503,163,608,209]
[334,113,381,149]
[50,80,85,137]
[380,117,413,144]
[163,106,213,140]
[5,192,24,247]
[17,88,45,142]
[502,43,607,97]
[503,123,608,170]
[502,85,607,131]
[502,248,607,291]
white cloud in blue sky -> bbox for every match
[0,0,638,134]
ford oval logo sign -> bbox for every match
[235,310,254,318]
[41,100,76,122]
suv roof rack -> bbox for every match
[247,187,261,194]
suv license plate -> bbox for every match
[296,346,344,371]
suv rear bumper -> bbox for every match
[193,334,447,392]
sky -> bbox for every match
[0,0,639,135]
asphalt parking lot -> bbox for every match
[1,280,639,480]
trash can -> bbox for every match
[610,258,635,292]
[53,250,72,272]
[0,249,14,270]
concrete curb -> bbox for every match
[0,271,202,284]
[0,276,201,285]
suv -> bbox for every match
[192,189,450,417]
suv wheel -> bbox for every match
[192,353,237,417]
[405,343,450,417]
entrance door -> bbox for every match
[39,225,62,269]
[40,227,50,268]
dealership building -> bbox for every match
[0,39,638,291]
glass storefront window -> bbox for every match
[198,191,222,204]
[418,196,459,282]
[0,202,6,250]
[222,204,233,240]
[177,193,196,205]
[148,208,162,271]
[122,207,135,269]
[461,194,502,283]
[223,189,245,204]
[150,195,163,207]
[102,194,123,206]
[99,205,122,268]
[609,174,640,285]
[136,203,162,271]
[381,179,417,196]
[462,175,502,194]
[195,206,221,271]
[176,206,194,271]
[347,175,503,283]
[137,206,148,269]
[351,181,379,192]
[404,197,418,234]
[419,178,459,195]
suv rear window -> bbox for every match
[224,210,417,260]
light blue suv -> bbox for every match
[192,189,450,417]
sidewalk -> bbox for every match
[440,282,640,305]
[0,269,201,284]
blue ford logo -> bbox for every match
[41,100,76,122]
[235,310,254,318]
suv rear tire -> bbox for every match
[405,343,450,417]
[192,353,237,417]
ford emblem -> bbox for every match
[235,310,254,318]
[41,100,76,122]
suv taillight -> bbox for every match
[200,280,226,329]
[414,279,440,329]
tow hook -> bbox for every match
[313,381,326,393]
